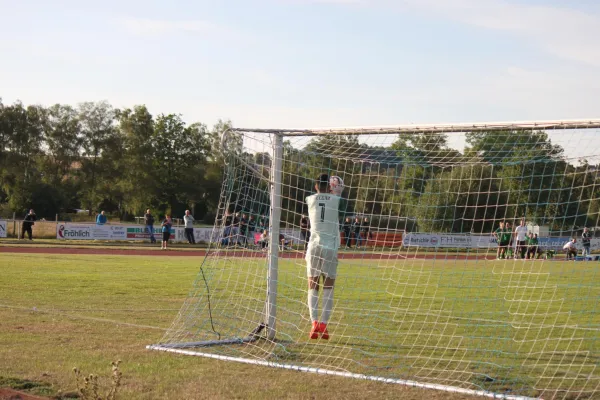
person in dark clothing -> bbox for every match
[582,227,592,258]
[352,217,362,248]
[300,214,311,249]
[144,208,156,244]
[232,213,241,245]
[222,212,233,246]
[362,217,373,246]
[239,214,248,246]
[342,217,352,248]
[248,215,257,244]
[161,215,172,250]
[21,209,37,240]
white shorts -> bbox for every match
[305,244,338,278]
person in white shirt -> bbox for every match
[305,173,343,340]
[183,210,195,244]
[514,219,528,259]
[563,238,577,260]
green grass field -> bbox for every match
[0,252,598,399]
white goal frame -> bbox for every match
[148,119,600,400]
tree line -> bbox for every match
[0,99,228,222]
[3,97,599,234]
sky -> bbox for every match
[1,0,600,133]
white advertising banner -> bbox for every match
[57,223,128,240]
[0,220,6,238]
[402,233,600,251]
[402,233,496,248]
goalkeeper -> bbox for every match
[305,173,344,340]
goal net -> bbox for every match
[149,121,600,400]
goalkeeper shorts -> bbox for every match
[306,244,338,278]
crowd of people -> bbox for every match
[494,219,593,260]
[216,210,375,251]
[12,206,596,262]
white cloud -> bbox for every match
[117,17,251,42]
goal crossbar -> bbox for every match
[230,119,600,136]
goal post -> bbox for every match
[148,119,600,400]
[266,132,283,340]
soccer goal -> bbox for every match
[148,120,600,400]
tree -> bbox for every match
[417,164,503,233]
[117,105,156,214]
[42,104,82,184]
[0,101,46,215]
[78,101,119,215]
[152,114,210,214]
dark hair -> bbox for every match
[316,173,329,192]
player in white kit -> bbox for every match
[305,173,343,339]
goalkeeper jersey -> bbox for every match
[306,193,341,250]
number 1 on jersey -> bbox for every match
[319,203,325,222]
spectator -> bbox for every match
[514,219,528,259]
[526,233,540,259]
[352,217,362,248]
[248,215,257,243]
[342,217,352,248]
[362,217,373,246]
[144,209,156,244]
[161,214,172,250]
[222,211,233,246]
[96,211,108,225]
[563,238,577,260]
[239,214,248,247]
[232,213,241,245]
[279,233,290,251]
[300,214,311,249]
[21,209,37,240]
[183,210,195,244]
[258,229,269,251]
[582,227,591,258]
[505,222,514,258]
[258,216,267,233]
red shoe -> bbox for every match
[309,321,319,339]
[318,322,329,340]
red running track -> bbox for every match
[0,246,495,260]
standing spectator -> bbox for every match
[581,227,591,258]
[239,213,248,247]
[527,233,540,259]
[248,215,257,244]
[161,214,172,250]
[232,213,241,245]
[222,211,233,246]
[493,221,507,259]
[563,238,577,260]
[144,209,156,244]
[21,209,37,240]
[96,211,107,225]
[352,217,362,248]
[362,217,373,246]
[505,221,514,258]
[514,220,528,259]
[342,217,352,248]
[300,214,311,249]
[183,210,195,244]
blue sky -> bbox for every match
[1,0,599,130]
